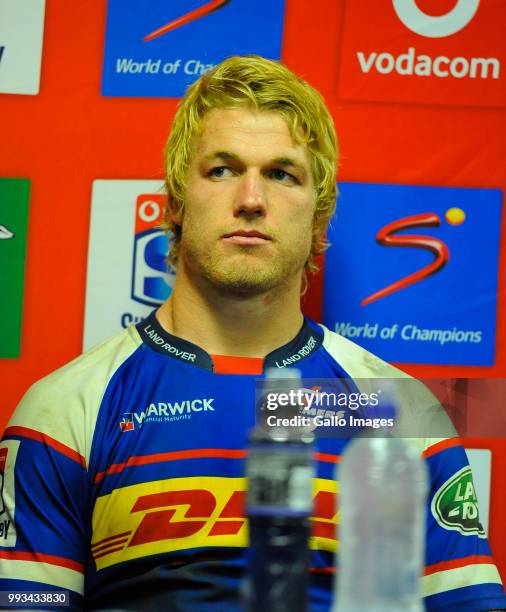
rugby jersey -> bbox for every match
[0,311,504,611]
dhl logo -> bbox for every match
[91,477,338,571]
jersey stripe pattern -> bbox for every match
[0,311,504,611]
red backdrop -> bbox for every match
[1,0,505,580]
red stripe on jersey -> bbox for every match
[91,531,132,550]
[315,452,340,464]
[312,520,336,540]
[93,545,127,560]
[91,539,130,557]
[310,567,335,574]
[306,554,495,578]
[4,426,86,467]
[424,554,495,576]
[423,438,461,459]
[211,355,263,375]
[94,448,248,483]
[94,448,341,483]
[0,550,84,573]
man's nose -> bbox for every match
[233,171,267,217]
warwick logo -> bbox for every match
[132,398,216,427]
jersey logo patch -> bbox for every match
[431,466,486,538]
[119,414,135,432]
[129,399,216,428]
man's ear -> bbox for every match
[166,194,183,226]
[312,219,326,250]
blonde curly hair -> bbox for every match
[163,55,338,274]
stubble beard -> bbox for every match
[179,230,311,297]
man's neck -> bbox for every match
[156,270,305,359]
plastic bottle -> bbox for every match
[242,368,315,612]
[333,433,429,612]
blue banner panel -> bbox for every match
[102,0,285,97]
[323,183,502,365]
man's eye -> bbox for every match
[269,169,298,183]
[208,167,232,178]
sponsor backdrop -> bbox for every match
[338,0,505,107]
[1,0,506,580]
[0,0,46,95]
[0,179,30,358]
[323,182,502,365]
[84,180,174,350]
[102,0,286,97]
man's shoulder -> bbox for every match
[6,326,143,460]
[317,323,456,446]
[317,323,408,379]
[29,325,142,398]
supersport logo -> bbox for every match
[144,0,230,42]
[361,208,465,306]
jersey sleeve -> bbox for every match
[0,380,89,610]
[0,328,141,610]
[422,439,506,612]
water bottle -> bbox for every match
[242,369,315,612]
[333,433,429,612]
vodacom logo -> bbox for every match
[392,0,480,38]
[138,199,161,223]
[354,0,500,81]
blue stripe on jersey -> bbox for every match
[425,582,506,611]
[88,346,355,479]
[94,455,248,495]
[0,437,87,563]
[93,448,343,495]
[88,351,258,477]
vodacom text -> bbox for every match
[350,0,501,83]
[357,47,500,80]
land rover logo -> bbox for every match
[431,466,485,538]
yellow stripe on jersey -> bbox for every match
[92,477,338,571]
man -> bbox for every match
[0,56,504,611]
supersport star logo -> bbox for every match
[392,0,480,38]
[361,207,465,306]
[144,0,230,42]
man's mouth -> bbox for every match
[222,230,272,246]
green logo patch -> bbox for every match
[431,466,486,538]
[0,178,30,358]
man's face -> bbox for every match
[175,108,317,295]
